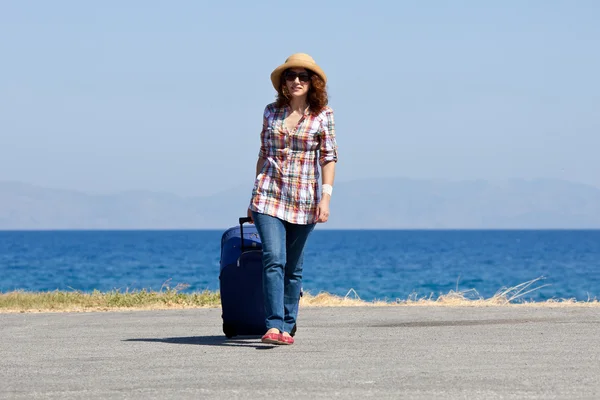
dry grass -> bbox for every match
[0,282,220,313]
[300,277,600,308]
[1,278,598,313]
[299,277,600,308]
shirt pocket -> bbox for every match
[266,122,287,150]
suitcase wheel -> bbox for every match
[223,323,237,339]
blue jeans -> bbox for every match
[251,211,316,334]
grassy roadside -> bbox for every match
[1,278,598,313]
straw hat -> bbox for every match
[270,53,327,91]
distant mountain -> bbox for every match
[1,178,599,229]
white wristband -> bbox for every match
[322,184,333,196]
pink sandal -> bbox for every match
[261,332,280,344]
[278,333,294,345]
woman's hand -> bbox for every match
[315,196,331,223]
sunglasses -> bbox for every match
[284,71,312,82]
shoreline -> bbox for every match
[1,286,598,313]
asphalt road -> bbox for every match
[1,306,599,399]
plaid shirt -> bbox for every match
[249,102,338,225]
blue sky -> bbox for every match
[1,1,598,197]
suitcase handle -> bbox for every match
[239,217,252,252]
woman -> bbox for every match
[247,53,338,345]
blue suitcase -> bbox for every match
[219,217,298,338]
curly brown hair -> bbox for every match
[275,69,328,115]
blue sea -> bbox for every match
[1,230,599,302]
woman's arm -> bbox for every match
[248,106,271,222]
[255,157,266,178]
[316,109,338,223]
[321,160,336,195]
